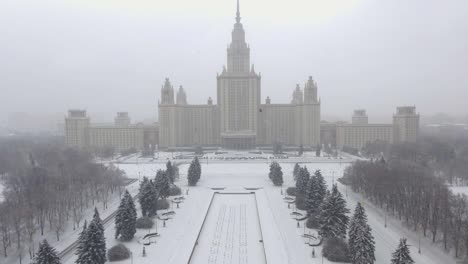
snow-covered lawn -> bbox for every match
[61,160,456,264]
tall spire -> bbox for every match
[236,0,241,23]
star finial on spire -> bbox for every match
[236,0,241,23]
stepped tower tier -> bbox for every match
[217,0,261,149]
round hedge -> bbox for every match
[306,214,320,229]
[135,216,154,229]
[169,185,182,196]
[322,237,350,262]
[157,199,170,210]
[286,187,297,196]
[295,194,307,211]
[108,244,130,262]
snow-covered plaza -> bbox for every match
[58,153,459,264]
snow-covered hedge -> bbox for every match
[306,214,320,229]
[286,187,297,196]
[135,217,154,229]
[108,244,130,261]
[157,199,170,210]
[169,185,182,196]
[322,237,350,262]
[295,194,307,211]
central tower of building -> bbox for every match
[217,0,261,149]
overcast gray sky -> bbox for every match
[0,0,467,125]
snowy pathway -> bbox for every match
[189,193,266,264]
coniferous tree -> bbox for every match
[34,240,61,264]
[319,184,350,239]
[194,156,201,181]
[84,209,106,264]
[147,180,159,216]
[391,239,414,264]
[75,221,87,264]
[166,161,175,183]
[272,163,283,186]
[115,190,137,241]
[296,166,310,195]
[92,208,104,236]
[138,177,158,216]
[305,175,318,215]
[155,169,170,199]
[348,203,375,264]
[269,162,277,181]
[138,177,150,216]
[309,170,327,214]
[188,157,201,186]
[293,163,300,181]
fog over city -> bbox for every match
[1,0,467,127]
[2,2,468,264]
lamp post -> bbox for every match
[385,212,387,228]
[418,236,421,254]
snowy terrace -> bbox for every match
[109,150,358,165]
[59,157,459,264]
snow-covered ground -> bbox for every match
[450,186,468,196]
[114,150,356,165]
[60,158,456,264]
[0,181,4,202]
[189,193,266,264]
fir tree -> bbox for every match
[305,175,318,215]
[348,203,375,264]
[304,170,327,215]
[85,209,107,264]
[34,240,61,264]
[319,184,350,239]
[147,180,159,216]
[310,170,327,213]
[138,177,150,216]
[155,169,170,199]
[115,190,137,241]
[138,177,158,216]
[272,163,283,186]
[296,166,310,195]
[194,156,201,181]
[166,161,175,183]
[188,157,201,186]
[269,162,277,180]
[293,163,300,181]
[75,221,87,264]
[92,208,104,234]
[391,238,414,264]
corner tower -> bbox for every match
[217,0,261,149]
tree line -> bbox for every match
[343,158,468,258]
[0,138,126,263]
[288,162,416,263]
[363,133,468,185]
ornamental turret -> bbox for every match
[176,85,187,105]
[160,78,175,105]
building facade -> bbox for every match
[157,2,321,149]
[335,107,420,150]
[64,1,419,152]
[65,110,158,152]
